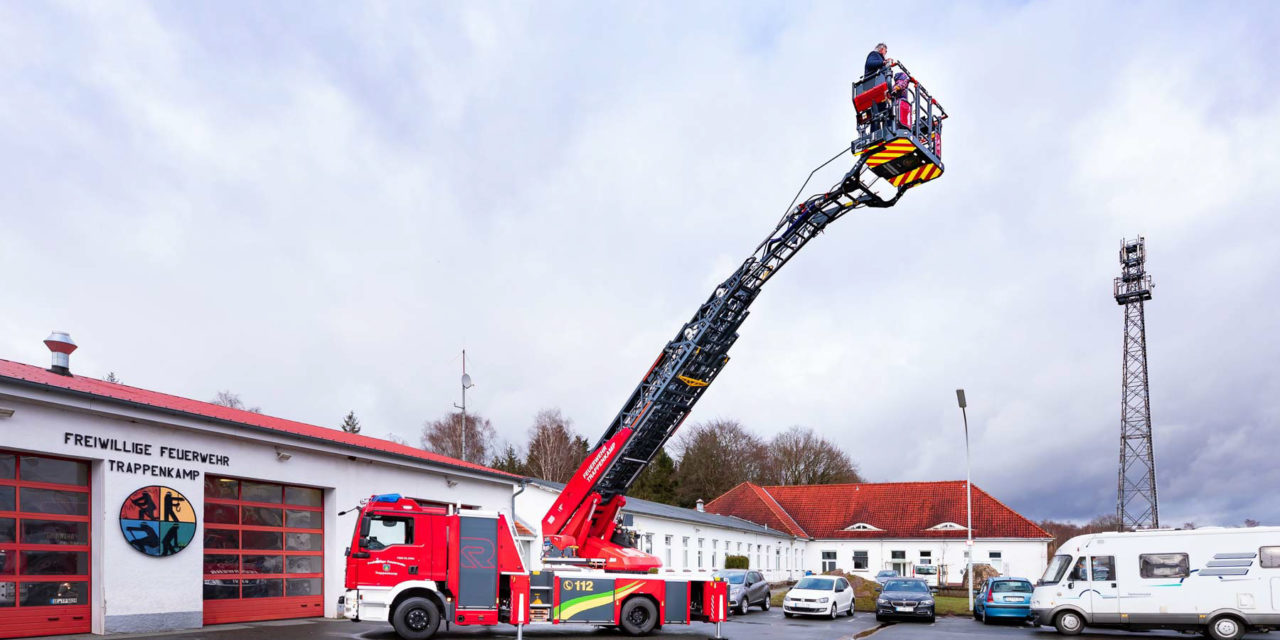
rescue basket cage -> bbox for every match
[851,61,948,191]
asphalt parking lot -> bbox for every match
[45,611,1271,640]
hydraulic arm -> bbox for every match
[543,66,948,571]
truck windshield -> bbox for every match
[1040,555,1072,585]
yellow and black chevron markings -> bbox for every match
[888,163,943,187]
[858,136,944,188]
[859,138,918,168]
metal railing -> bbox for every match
[852,62,948,158]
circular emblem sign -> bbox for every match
[120,485,196,557]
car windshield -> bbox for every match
[992,581,1032,593]
[877,570,897,577]
[883,580,929,593]
[794,577,835,591]
[717,573,746,584]
[1040,555,1072,585]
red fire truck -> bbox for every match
[341,70,947,639]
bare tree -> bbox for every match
[524,409,588,483]
[672,418,767,508]
[420,411,496,464]
[385,433,410,446]
[211,390,262,414]
[759,426,862,486]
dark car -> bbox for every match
[875,578,935,623]
[974,577,1034,624]
[715,569,771,615]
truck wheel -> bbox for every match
[1207,616,1245,640]
[619,598,658,636]
[1054,610,1084,636]
[392,597,441,640]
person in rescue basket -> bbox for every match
[864,43,893,77]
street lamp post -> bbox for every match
[956,388,974,613]
[454,350,475,462]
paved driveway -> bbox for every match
[44,612,1272,640]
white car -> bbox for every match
[783,576,856,619]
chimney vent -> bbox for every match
[695,499,705,513]
[44,331,77,376]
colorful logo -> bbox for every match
[119,485,196,557]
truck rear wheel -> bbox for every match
[1207,615,1245,640]
[392,597,441,640]
[619,597,658,636]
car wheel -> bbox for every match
[846,602,855,617]
[927,614,936,624]
[982,609,992,625]
[1207,615,1246,640]
[875,613,886,623]
[619,597,658,636]
[737,598,749,615]
[391,597,441,640]
[829,604,838,620]
[761,596,770,611]
[784,611,793,618]
[973,606,981,621]
[1054,610,1084,636]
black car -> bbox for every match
[875,578,935,623]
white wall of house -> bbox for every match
[515,483,802,582]
[0,386,517,634]
[802,537,1050,584]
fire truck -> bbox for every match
[341,62,947,639]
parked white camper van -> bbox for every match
[1031,527,1280,639]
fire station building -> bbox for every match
[0,336,521,638]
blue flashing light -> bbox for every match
[372,493,403,503]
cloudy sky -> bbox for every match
[3,1,1278,527]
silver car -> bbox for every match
[716,570,771,615]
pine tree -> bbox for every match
[491,444,527,476]
[340,411,361,434]
[105,371,119,383]
[629,448,678,505]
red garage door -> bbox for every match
[202,476,324,624]
[0,452,91,639]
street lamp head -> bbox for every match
[955,389,967,409]
[461,373,474,389]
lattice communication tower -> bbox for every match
[1114,237,1158,530]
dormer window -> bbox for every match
[927,521,968,531]
[843,522,884,532]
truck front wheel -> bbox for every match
[1207,615,1246,640]
[619,598,658,636]
[392,597,441,640]
[1053,610,1083,636]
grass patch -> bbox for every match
[933,595,971,616]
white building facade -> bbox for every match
[0,354,519,638]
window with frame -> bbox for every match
[1261,547,1280,569]
[852,550,869,570]
[665,536,673,567]
[891,550,906,560]
[682,537,689,568]
[1091,556,1115,582]
[919,550,932,565]
[1139,553,1189,579]
[362,515,411,549]
[821,550,837,573]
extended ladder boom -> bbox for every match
[543,66,948,570]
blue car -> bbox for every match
[974,577,1034,624]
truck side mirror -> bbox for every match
[345,546,351,557]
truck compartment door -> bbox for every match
[457,517,499,609]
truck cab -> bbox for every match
[343,494,527,639]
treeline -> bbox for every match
[1036,514,1264,555]
[416,408,863,509]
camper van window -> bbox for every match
[1070,557,1089,581]
[1261,546,1280,568]
[1040,555,1072,585]
[1091,556,1115,581]
[1139,553,1190,578]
